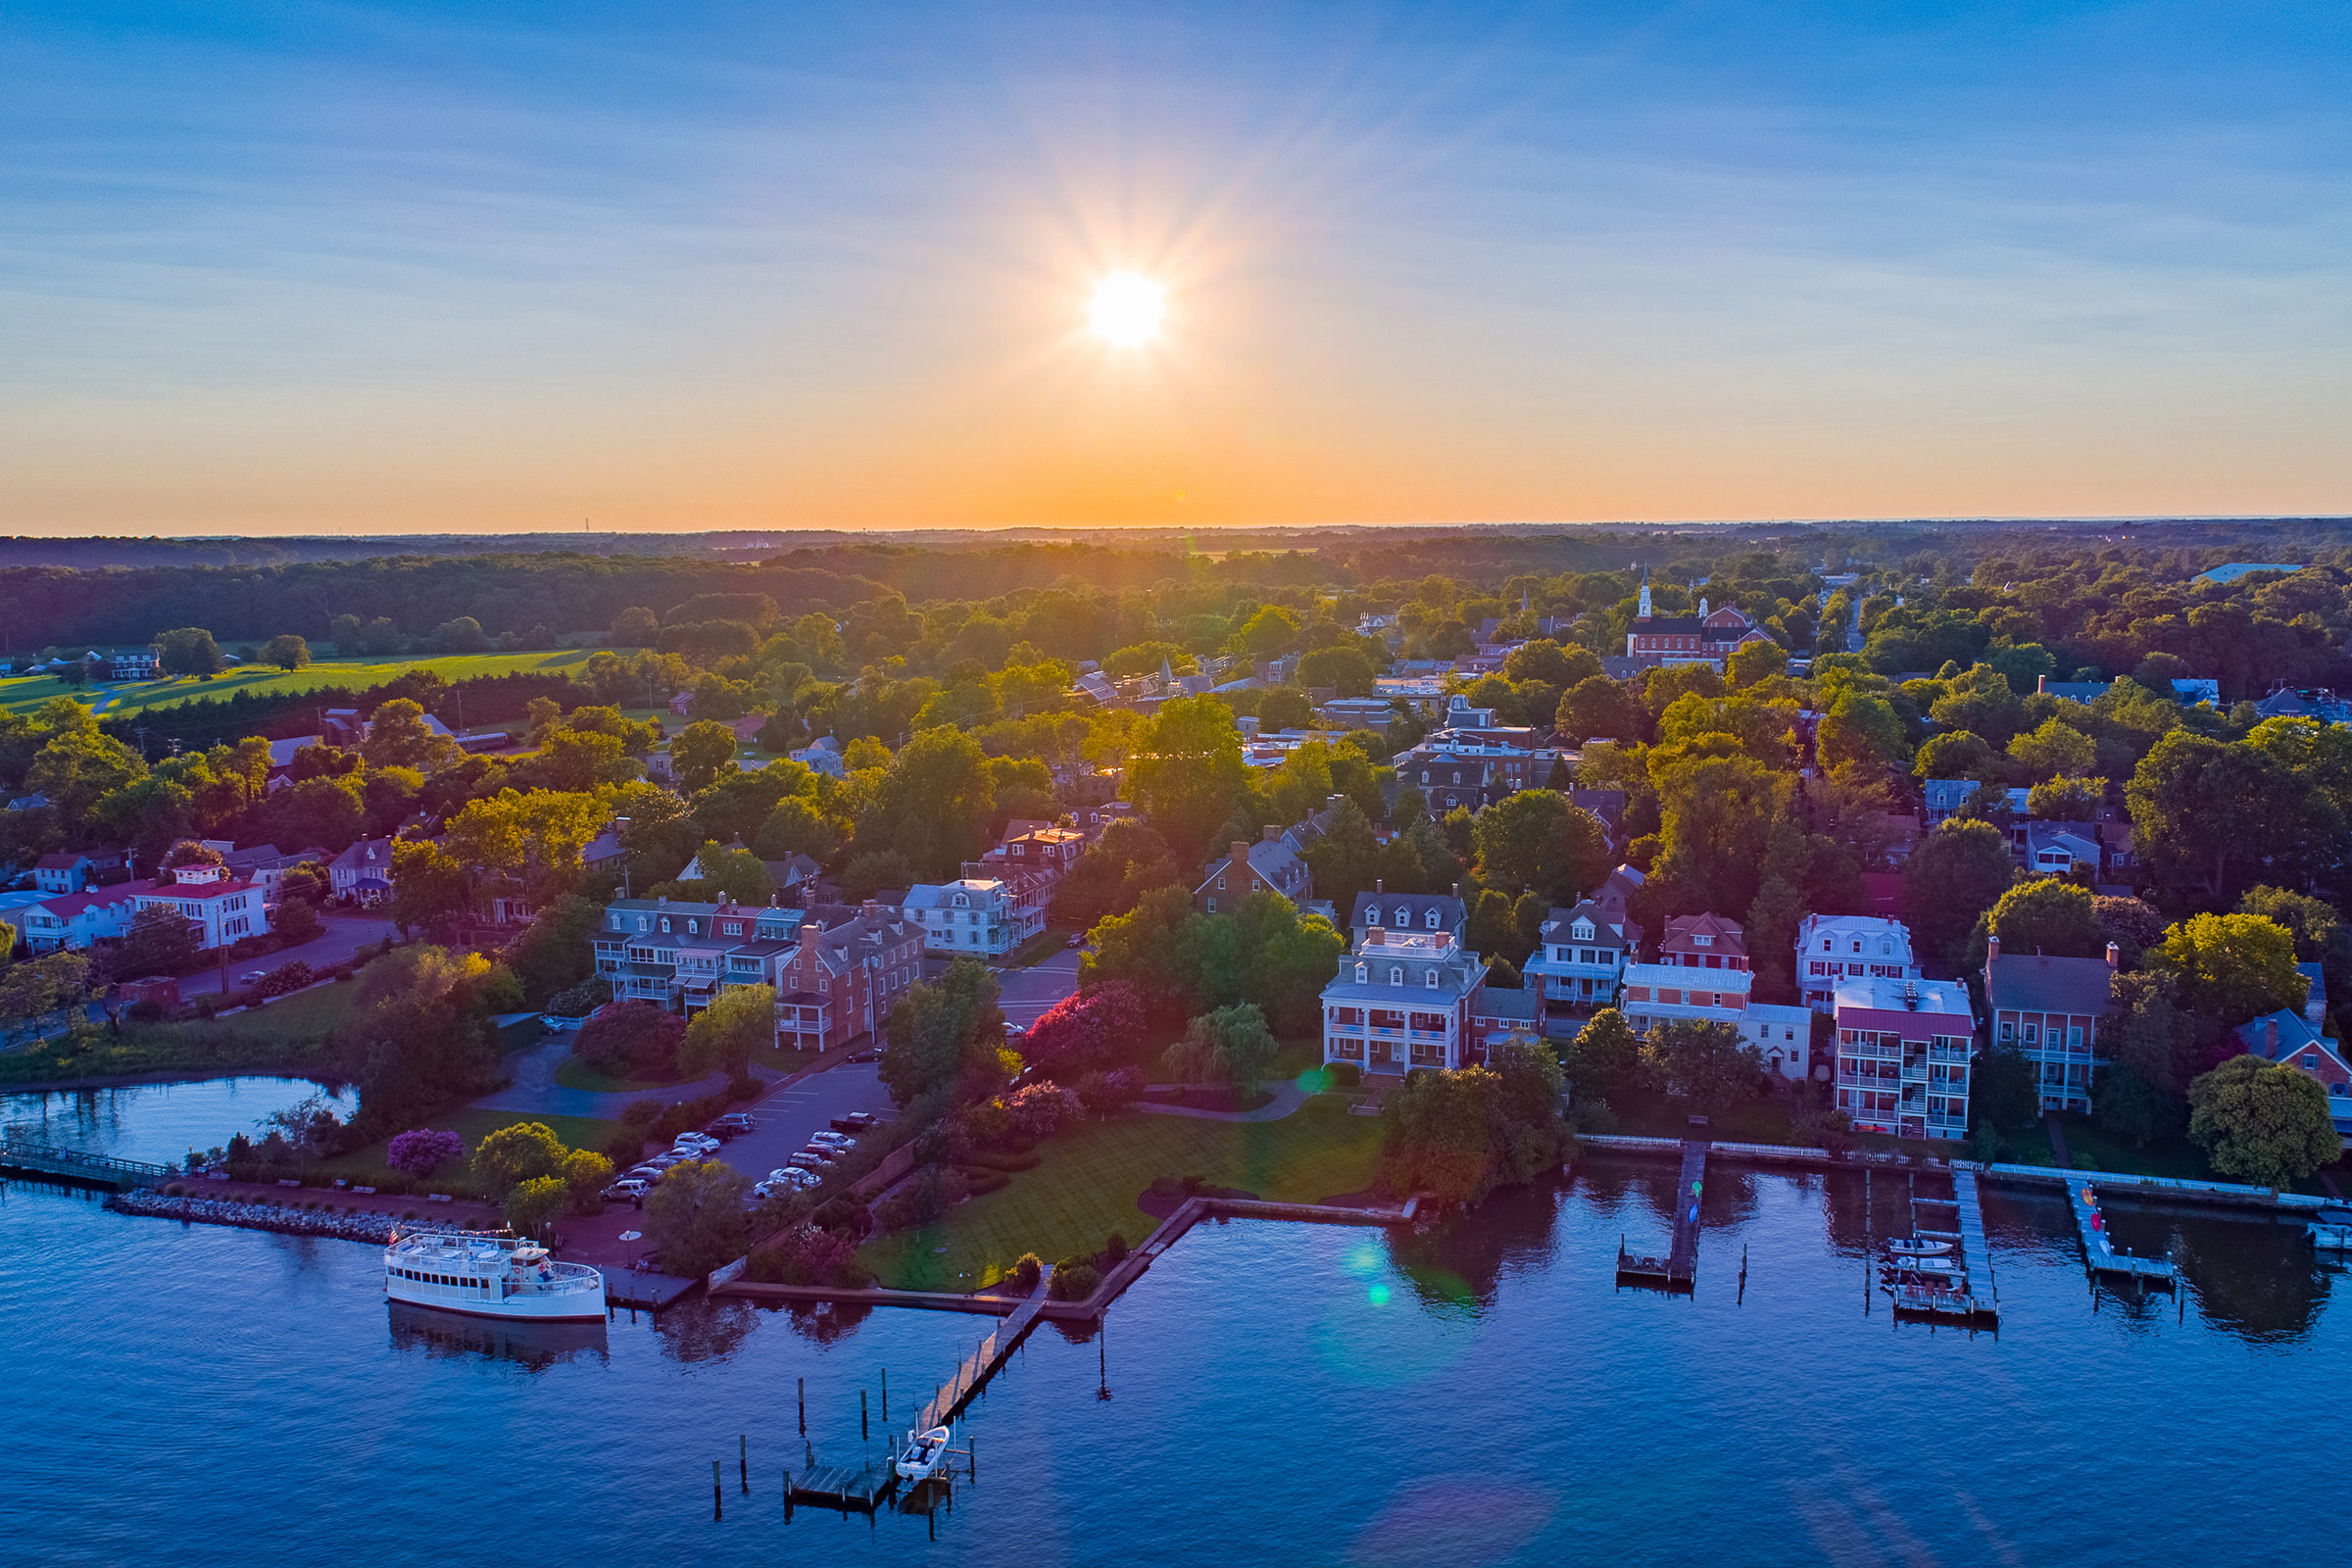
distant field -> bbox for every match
[0,648,641,721]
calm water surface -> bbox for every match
[3,1088,2335,1567]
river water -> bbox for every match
[4,1079,2338,1566]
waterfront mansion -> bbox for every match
[1319,922,1491,1075]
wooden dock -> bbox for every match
[0,1130,172,1192]
[788,1460,897,1511]
[2066,1178,2179,1288]
[914,1272,1052,1432]
[1616,1136,1708,1291]
[1888,1171,1999,1325]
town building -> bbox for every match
[15,883,144,953]
[595,897,805,1007]
[1195,827,1314,916]
[1469,985,1543,1062]
[329,838,399,905]
[772,902,927,1054]
[2299,962,2328,1027]
[1348,888,1466,947]
[1833,976,1976,1141]
[2016,821,2102,875]
[904,878,1031,956]
[221,845,326,900]
[88,647,161,680]
[1985,937,2117,1114]
[2235,1010,2352,1136]
[1319,923,1491,1075]
[32,853,96,895]
[1620,913,1753,1033]
[1795,914,1922,1013]
[133,862,269,950]
[1621,573,1776,670]
[1522,865,1644,1026]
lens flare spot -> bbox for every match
[1367,1283,1390,1305]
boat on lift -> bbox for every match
[1885,1237,1952,1258]
[895,1425,954,1482]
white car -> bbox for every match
[673,1134,719,1154]
[604,1177,650,1201]
[809,1131,855,1150]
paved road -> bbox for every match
[718,1061,898,1186]
[177,910,403,999]
[999,949,1083,1030]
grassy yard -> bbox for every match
[552,1057,695,1095]
[858,1095,1383,1291]
[2004,1114,2218,1181]
[0,648,633,721]
[0,982,358,1086]
[316,1106,627,1196]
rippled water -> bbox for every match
[5,1088,2342,1567]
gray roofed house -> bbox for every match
[2299,961,2328,1026]
[1349,889,1467,945]
[2019,821,2102,875]
[2236,1007,2352,1135]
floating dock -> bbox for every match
[2066,1178,2179,1289]
[1617,1135,1708,1291]
[789,1461,897,1512]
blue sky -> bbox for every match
[2,1,2346,531]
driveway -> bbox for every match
[177,909,402,999]
[717,1061,898,1185]
[998,949,1082,1031]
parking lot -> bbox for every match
[714,1059,899,1191]
[999,947,1083,1032]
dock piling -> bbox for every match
[798,1376,806,1436]
[740,1434,748,1494]
[861,1388,869,1441]
[712,1458,722,1521]
[881,1367,888,1421]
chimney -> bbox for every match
[1231,840,1250,866]
[1367,928,1385,946]
[2269,1017,2279,1054]
[1374,878,1383,894]
[1985,934,1998,965]
[1262,824,1281,844]
[2106,941,2120,969]
[1451,882,1460,901]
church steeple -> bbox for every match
[1637,566,1652,621]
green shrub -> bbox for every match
[1103,1232,1130,1263]
[1013,1252,1042,1289]
[1330,1061,1362,1088]
[969,1149,1042,1173]
[1050,1261,1102,1300]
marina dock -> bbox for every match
[1617,1134,1708,1290]
[2066,1178,2179,1288]
[1887,1170,1999,1326]
[914,1274,1052,1431]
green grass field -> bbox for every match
[317,1106,628,1197]
[0,982,358,1087]
[0,648,638,721]
[858,1095,1383,1291]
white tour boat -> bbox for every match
[895,1425,954,1482]
[384,1228,606,1322]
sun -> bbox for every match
[1089,272,1164,347]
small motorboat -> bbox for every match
[895,1425,953,1482]
[1885,1237,1952,1258]
[2310,1209,2352,1251]
[1883,1254,1964,1282]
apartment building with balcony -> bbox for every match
[1986,936,2118,1114]
[593,897,805,1011]
[1795,913,1922,1013]
[1833,976,1976,1141]
[1319,924,1490,1076]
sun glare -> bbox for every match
[1089,273,1164,347]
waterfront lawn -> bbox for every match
[0,983,358,1087]
[318,1107,626,1197]
[1606,1087,1802,1145]
[2006,1115,2220,1182]
[858,1095,1382,1291]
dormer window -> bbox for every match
[1425,969,1438,989]
[1573,922,1593,941]
[1850,940,1862,954]
[1394,907,1408,926]
[1693,933,1711,948]
[1390,966,1403,987]
[1424,910,1439,930]
[661,917,671,934]
[1355,963,1368,983]
[1880,939,1891,956]
[687,919,699,935]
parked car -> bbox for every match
[673,1133,719,1154]
[809,1131,855,1151]
[646,1152,687,1170]
[603,1178,650,1201]
[798,1146,839,1166]
[785,1153,826,1171]
[1065,934,1086,949]
[539,1011,589,1032]
[847,1048,881,1064]
[708,1113,755,1137]
[239,971,268,985]
[784,1168,820,1189]
[831,1111,876,1132]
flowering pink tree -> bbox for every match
[387,1128,466,1177]
[1004,1081,1084,1140]
[1021,982,1146,1073]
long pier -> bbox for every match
[914,1274,1052,1433]
[0,1128,172,1192]
[1616,1134,1708,1290]
[1888,1170,1999,1325]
